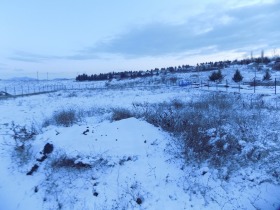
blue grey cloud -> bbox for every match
[86,1,280,57]
[8,1,280,62]
[9,51,60,63]
[9,51,100,62]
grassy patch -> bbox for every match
[126,93,279,174]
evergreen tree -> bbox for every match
[263,70,271,81]
[209,69,223,82]
[232,69,243,83]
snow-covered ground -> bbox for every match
[1,66,280,209]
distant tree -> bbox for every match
[273,62,280,71]
[263,70,271,81]
[169,77,178,85]
[232,69,243,83]
[209,69,223,82]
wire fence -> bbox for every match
[197,78,279,94]
[0,78,280,98]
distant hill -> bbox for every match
[52,78,72,81]
[6,77,37,81]
[5,77,73,81]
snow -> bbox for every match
[1,65,280,209]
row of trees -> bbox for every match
[209,69,272,82]
[76,56,280,82]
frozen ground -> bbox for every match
[1,67,280,210]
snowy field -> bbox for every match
[1,65,280,96]
[1,66,280,210]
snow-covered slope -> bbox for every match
[0,69,280,209]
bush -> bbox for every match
[51,155,91,170]
[209,70,224,82]
[131,93,274,169]
[273,62,280,70]
[53,109,78,127]
[43,107,106,128]
[11,122,38,149]
[10,123,38,167]
[111,108,133,121]
[232,69,243,83]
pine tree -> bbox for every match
[209,69,224,82]
[232,69,243,83]
[263,70,271,81]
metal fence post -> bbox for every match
[239,82,240,92]
[275,78,277,95]
[254,78,256,93]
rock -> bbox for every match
[26,164,39,175]
[43,143,54,155]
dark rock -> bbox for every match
[202,171,207,176]
[43,143,54,155]
[27,164,39,175]
[136,198,142,205]
[83,129,89,135]
[34,186,39,193]
[36,155,47,162]
[75,162,91,169]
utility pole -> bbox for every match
[47,72,48,80]
[37,71,39,82]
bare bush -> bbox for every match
[51,154,91,170]
[111,108,133,121]
[129,92,276,171]
[42,108,79,127]
[10,123,38,166]
[53,109,78,127]
[43,107,106,127]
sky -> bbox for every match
[0,0,279,79]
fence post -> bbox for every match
[275,78,277,95]
[226,80,228,91]
[239,82,240,92]
[254,78,256,93]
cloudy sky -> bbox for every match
[0,0,279,79]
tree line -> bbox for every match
[76,56,280,82]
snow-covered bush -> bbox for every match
[10,122,38,166]
[51,154,91,170]
[11,122,38,146]
[130,93,277,171]
[53,109,78,127]
[43,108,79,127]
[111,108,133,121]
